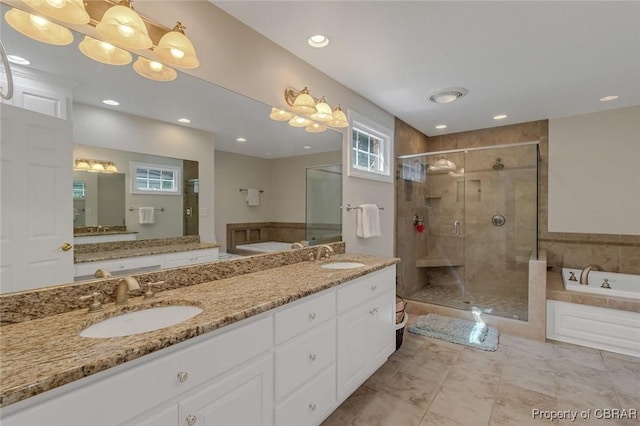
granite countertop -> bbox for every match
[546,270,639,313]
[74,242,220,263]
[0,253,399,407]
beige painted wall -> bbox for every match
[214,150,341,252]
[548,106,640,235]
[72,103,216,242]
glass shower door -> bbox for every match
[305,164,342,245]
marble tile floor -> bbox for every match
[409,285,529,321]
[321,323,639,426]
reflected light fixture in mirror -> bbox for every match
[154,22,199,69]
[305,122,327,133]
[4,8,73,45]
[78,35,132,65]
[22,0,89,24]
[96,0,152,50]
[269,107,294,121]
[288,115,312,128]
[133,56,177,81]
[74,159,119,173]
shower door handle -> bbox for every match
[454,220,461,238]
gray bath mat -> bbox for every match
[408,313,499,351]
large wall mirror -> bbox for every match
[0,4,343,294]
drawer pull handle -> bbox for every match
[186,414,197,425]
[309,403,316,411]
[371,285,377,291]
[177,371,189,383]
[309,353,317,361]
[309,312,316,320]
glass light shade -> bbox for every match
[79,36,132,65]
[269,107,294,121]
[4,8,73,46]
[326,105,348,128]
[74,159,90,171]
[96,1,152,50]
[133,57,177,81]
[309,97,333,122]
[291,87,317,115]
[288,116,311,128]
[89,162,104,172]
[22,0,89,24]
[105,163,119,173]
[154,23,199,69]
[305,122,327,133]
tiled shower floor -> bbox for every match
[408,284,529,321]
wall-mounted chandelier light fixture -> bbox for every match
[74,159,119,173]
[269,86,348,134]
[4,0,200,82]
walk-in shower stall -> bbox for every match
[397,143,538,321]
[306,163,342,245]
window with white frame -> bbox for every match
[131,162,182,195]
[348,110,393,182]
[72,180,86,199]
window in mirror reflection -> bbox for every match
[73,180,86,199]
[131,162,181,195]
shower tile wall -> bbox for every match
[394,118,640,291]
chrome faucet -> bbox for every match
[316,245,334,261]
[115,276,140,304]
[579,264,602,285]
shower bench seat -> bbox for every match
[416,257,464,268]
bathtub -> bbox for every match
[235,241,296,253]
[547,269,640,357]
[562,268,640,300]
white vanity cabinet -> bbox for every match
[73,248,219,279]
[2,264,396,426]
[337,267,396,399]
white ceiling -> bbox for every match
[214,1,640,136]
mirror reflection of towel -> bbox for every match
[139,207,155,224]
[247,189,260,206]
[356,204,381,238]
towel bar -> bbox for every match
[345,204,384,211]
[128,207,165,212]
[239,188,264,193]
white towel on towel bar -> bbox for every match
[356,204,381,238]
[139,207,155,224]
[246,188,260,206]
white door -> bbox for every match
[1,103,74,293]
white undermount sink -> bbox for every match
[321,262,366,270]
[80,305,203,338]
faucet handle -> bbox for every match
[143,281,165,299]
[80,292,102,313]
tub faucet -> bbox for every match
[316,245,334,261]
[579,264,602,285]
[291,242,304,249]
[115,276,140,304]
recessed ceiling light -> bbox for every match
[7,55,30,65]
[599,95,619,102]
[493,114,508,120]
[308,34,329,48]
[303,146,312,149]
[429,87,468,104]
[435,124,447,129]
[178,118,191,123]
[102,99,119,106]
[236,137,247,143]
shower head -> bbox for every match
[492,158,504,170]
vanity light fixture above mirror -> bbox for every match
[269,86,349,134]
[4,0,199,82]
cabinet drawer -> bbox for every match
[275,365,336,426]
[164,248,219,268]
[275,290,335,344]
[74,255,163,278]
[274,319,336,400]
[337,267,395,313]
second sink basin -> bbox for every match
[321,262,366,270]
[80,305,203,338]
